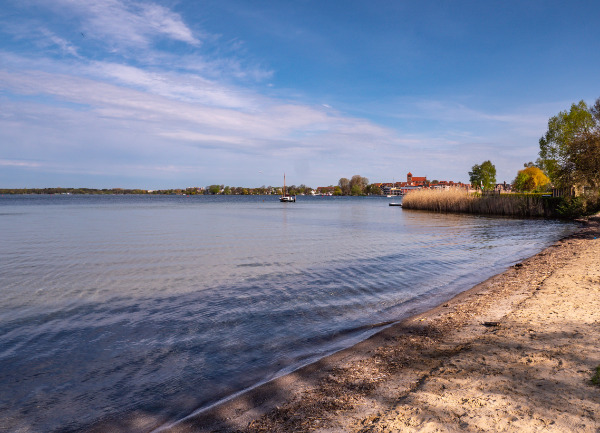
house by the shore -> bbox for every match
[377,172,470,195]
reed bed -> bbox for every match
[402,188,559,217]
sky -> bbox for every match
[1,0,600,189]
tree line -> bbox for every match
[467,96,600,215]
[0,187,154,195]
[335,175,379,195]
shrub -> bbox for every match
[592,365,600,387]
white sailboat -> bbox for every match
[279,173,296,202]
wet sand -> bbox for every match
[161,216,600,433]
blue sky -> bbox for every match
[1,0,599,188]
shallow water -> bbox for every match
[0,194,576,432]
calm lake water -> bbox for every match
[0,194,576,432]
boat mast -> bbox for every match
[283,173,286,197]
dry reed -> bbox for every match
[402,188,557,217]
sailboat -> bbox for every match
[279,173,296,202]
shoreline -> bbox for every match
[155,215,600,433]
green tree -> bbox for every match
[567,131,600,189]
[538,100,595,185]
[366,184,382,195]
[349,175,369,195]
[512,166,550,192]
[208,184,221,194]
[333,186,343,196]
[469,160,497,190]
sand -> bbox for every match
[163,216,600,433]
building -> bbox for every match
[406,172,428,186]
[316,186,335,195]
[376,172,473,195]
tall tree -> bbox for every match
[349,175,369,195]
[338,177,350,195]
[538,100,595,185]
[567,131,600,188]
[469,160,496,190]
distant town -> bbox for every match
[0,172,508,196]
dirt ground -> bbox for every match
[163,216,600,433]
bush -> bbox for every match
[555,191,600,218]
[556,196,586,219]
[592,365,600,387]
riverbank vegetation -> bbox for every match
[405,96,600,219]
[535,97,600,216]
[401,188,566,218]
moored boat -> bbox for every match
[280,174,296,202]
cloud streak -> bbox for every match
[46,0,200,49]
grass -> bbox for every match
[401,188,562,217]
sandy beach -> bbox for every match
[161,216,600,433]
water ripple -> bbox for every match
[0,195,576,432]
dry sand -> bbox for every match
[164,216,600,433]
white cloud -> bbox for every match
[0,67,403,156]
[86,61,260,110]
[40,0,200,49]
[1,56,555,185]
[44,32,81,57]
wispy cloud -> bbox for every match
[0,159,42,168]
[42,30,81,57]
[46,0,200,49]
[85,61,262,109]
[0,66,405,158]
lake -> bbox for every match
[0,194,576,432]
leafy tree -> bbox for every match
[567,131,600,188]
[349,175,369,195]
[338,177,350,195]
[538,100,595,185]
[365,184,382,195]
[297,184,312,195]
[208,184,221,194]
[512,166,550,192]
[469,160,497,190]
[333,186,343,196]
